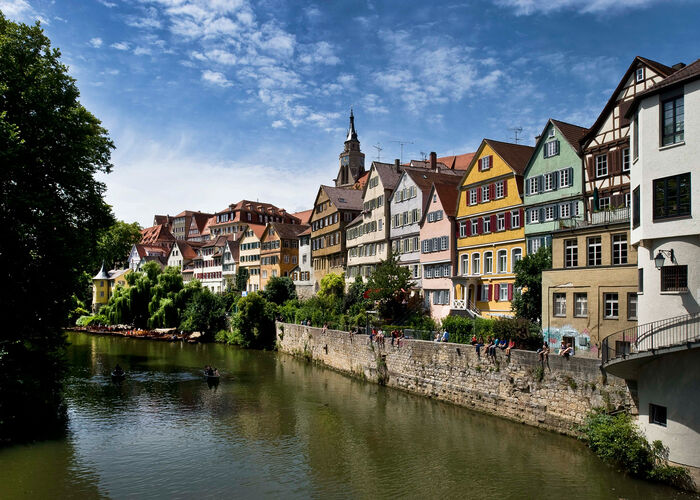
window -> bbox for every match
[459,221,467,238]
[471,220,478,235]
[559,168,571,187]
[625,193,631,208]
[598,197,610,211]
[511,248,522,272]
[574,293,588,317]
[612,234,627,265]
[662,95,684,146]
[544,140,559,158]
[529,209,539,224]
[633,113,639,160]
[461,255,469,275]
[484,252,493,274]
[653,173,691,220]
[530,238,541,254]
[479,284,489,302]
[635,67,644,82]
[627,293,638,320]
[495,180,505,199]
[528,177,539,195]
[479,155,492,171]
[595,155,608,178]
[622,148,630,172]
[633,186,641,228]
[560,203,570,219]
[472,253,480,275]
[565,239,578,268]
[543,173,555,191]
[661,265,688,292]
[548,128,555,138]
[587,237,602,266]
[511,210,520,228]
[638,268,643,293]
[604,293,619,319]
[649,404,667,427]
[499,285,509,301]
[554,293,566,317]
[483,217,491,233]
[481,185,490,202]
[545,206,555,221]
[497,250,507,273]
[469,189,478,205]
[497,213,505,231]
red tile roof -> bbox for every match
[483,139,535,176]
[140,224,176,245]
[291,209,313,224]
[438,152,476,170]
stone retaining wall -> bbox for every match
[276,322,634,436]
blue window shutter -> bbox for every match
[555,140,560,156]
[552,171,558,190]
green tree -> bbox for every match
[0,16,115,444]
[231,293,277,349]
[262,276,297,305]
[512,245,552,323]
[179,288,227,340]
[318,273,345,303]
[96,220,142,270]
[365,251,414,323]
[233,267,249,293]
[342,275,369,314]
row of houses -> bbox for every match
[96,56,699,361]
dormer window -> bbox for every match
[548,128,555,138]
[479,155,493,171]
[635,67,644,82]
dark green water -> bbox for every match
[0,332,692,499]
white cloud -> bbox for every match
[133,46,152,56]
[0,0,33,19]
[98,0,117,7]
[111,41,130,50]
[360,93,389,114]
[298,41,340,66]
[494,0,659,15]
[125,7,162,29]
[271,120,285,128]
[202,69,232,87]
[89,37,103,48]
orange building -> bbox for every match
[260,222,309,289]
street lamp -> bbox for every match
[654,249,674,270]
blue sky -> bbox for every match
[3,0,699,226]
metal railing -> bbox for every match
[559,207,630,229]
[601,312,700,364]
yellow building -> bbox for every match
[92,264,131,312]
[452,139,534,318]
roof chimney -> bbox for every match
[394,158,400,173]
[672,62,686,71]
[430,151,437,171]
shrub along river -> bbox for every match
[0,332,692,499]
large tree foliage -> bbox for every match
[262,276,297,305]
[231,293,277,349]
[365,251,414,323]
[512,245,552,323]
[0,16,115,444]
[96,220,142,270]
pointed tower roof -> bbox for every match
[346,108,358,142]
[93,262,110,280]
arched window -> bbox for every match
[497,250,507,274]
[484,251,493,274]
[472,253,481,275]
[461,254,469,275]
[511,248,523,272]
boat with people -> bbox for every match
[111,364,126,381]
[203,365,220,380]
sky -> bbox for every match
[2,0,699,227]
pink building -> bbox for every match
[419,179,461,321]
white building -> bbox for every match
[291,227,314,297]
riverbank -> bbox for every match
[276,322,634,437]
[70,326,202,343]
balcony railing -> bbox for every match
[559,207,630,229]
[451,298,481,316]
[601,312,700,364]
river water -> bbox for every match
[0,332,691,499]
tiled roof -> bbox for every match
[212,199,299,224]
[140,224,175,245]
[433,181,461,218]
[483,139,535,175]
[437,152,476,170]
[298,226,311,236]
[173,240,198,260]
[402,167,463,211]
[630,58,700,108]
[135,244,168,258]
[347,213,364,227]
[291,209,313,224]
[550,119,588,153]
[372,161,403,191]
[267,222,310,240]
[354,171,370,190]
[322,185,364,211]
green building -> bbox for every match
[523,119,588,255]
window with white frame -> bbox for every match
[595,155,608,178]
[495,180,504,199]
[612,233,627,265]
[469,189,478,205]
[544,140,559,158]
[459,221,467,238]
[628,293,638,320]
[560,203,570,219]
[484,252,493,274]
[635,67,644,82]
[511,248,522,271]
[530,238,541,254]
[472,253,480,275]
[483,217,491,233]
[622,148,630,172]
[554,293,566,317]
[528,177,539,195]
[481,185,490,202]
[499,285,509,301]
[588,236,602,266]
[598,197,610,211]
[461,255,469,275]
[511,210,520,228]
[497,213,505,231]
[479,285,489,302]
[543,173,555,191]
[497,250,507,273]
[604,293,619,319]
[471,220,478,235]
[545,206,555,221]
[565,239,578,267]
[559,168,571,187]
[530,209,539,224]
[479,156,491,171]
[574,293,588,317]
[625,192,631,208]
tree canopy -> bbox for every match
[0,16,115,444]
[262,276,297,305]
[512,245,552,324]
[365,251,414,323]
[96,220,142,270]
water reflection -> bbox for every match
[0,333,692,499]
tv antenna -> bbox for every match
[390,140,414,164]
[419,151,428,162]
[373,143,383,162]
[510,126,523,144]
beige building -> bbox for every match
[238,224,265,292]
[542,218,637,358]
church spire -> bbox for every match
[346,107,358,142]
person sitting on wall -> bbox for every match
[322,323,328,334]
[475,338,484,358]
[560,343,573,359]
[537,342,550,363]
[441,330,449,343]
[499,338,508,350]
[434,332,441,342]
[470,335,477,345]
[505,339,516,357]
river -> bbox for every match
[0,332,691,499]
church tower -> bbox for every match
[335,109,365,187]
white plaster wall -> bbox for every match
[389,173,423,289]
[631,79,700,245]
[637,349,700,467]
[636,236,700,325]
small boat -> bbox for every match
[203,370,220,380]
[111,370,126,381]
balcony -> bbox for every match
[559,207,630,229]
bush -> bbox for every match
[580,410,692,489]
[231,293,277,349]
